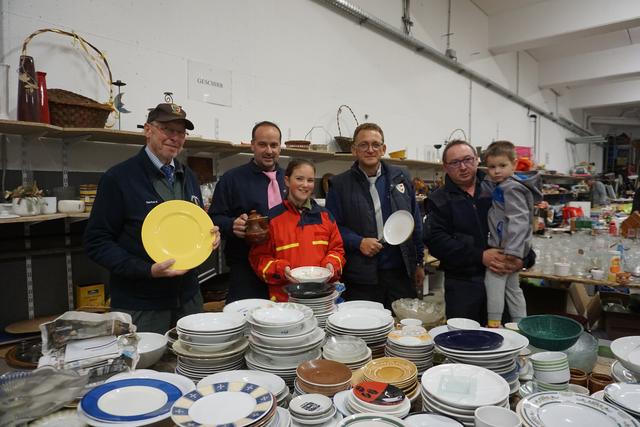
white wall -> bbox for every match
[1,0,587,174]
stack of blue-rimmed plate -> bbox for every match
[77,377,186,426]
[198,370,291,409]
[433,327,528,395]
[326,309,395,359]
[171,381,281,427]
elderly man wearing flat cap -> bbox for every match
[85,102,221,334]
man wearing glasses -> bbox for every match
[85,103,221,334]
[209,121,286,303]
[326,123,424,309]
[423,140,534,325]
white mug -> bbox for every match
[41,196,57,214]
[57,199,85,213]
[475,406,521,427]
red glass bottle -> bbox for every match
[17,55,40,122]
[36,71,50,124]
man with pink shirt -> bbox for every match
[209,121,286,303]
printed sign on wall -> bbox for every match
[187,60,232,106]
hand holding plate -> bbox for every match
[210,225,221,250]
[151,259,188,278]
[284,266,299,283]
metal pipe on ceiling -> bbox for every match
[313,0,594,137]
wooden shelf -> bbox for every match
[0,120,443,169]
[521,270,640,288]
[0,212,89,224]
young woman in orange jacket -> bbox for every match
[249,159,346,301]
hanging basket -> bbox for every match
[334,104,359,152]
[22,29,114,128]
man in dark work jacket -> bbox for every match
[326,123,425,309]
[209,121,286,303]
[84,103,221,334]
[423,140,535,325]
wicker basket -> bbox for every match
[334,105,359,152]
[22,29,114,128]
[48,89,112,128]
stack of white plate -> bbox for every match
[245,303,323,388]
[603,383,640,418]
[175,311,246,353]
[323,336,372,371]
[421,363,510,427]
[198,370,291,409]
[516,391,640,427]
[77,372,192,426]
[326,309,395,359]
[433,327,528,395]
[336,301,386,312]
[173,337,249,381]
[335,413,407,427]
[385,328,434,375]
[288,393,343,426]
[171,381,286,427]
[289,290,339,328]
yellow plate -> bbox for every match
[363,357,417,383]
[141,200,215,270]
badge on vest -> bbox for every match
[145,200,159,205]
[396,183,405,194]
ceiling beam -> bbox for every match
[489,0,640,54]
[566,79,640,110]
[539,44,640,89]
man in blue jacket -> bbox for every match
[209,121,286,303]
[423,140,534,325]
[326,123,425,309]
[84,103,220,334]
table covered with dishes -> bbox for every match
[3,291,640,427]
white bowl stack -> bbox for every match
[288,393,343,426]
[384,327,434,375]
[245,303,324,389]
[322,336,372,371]
[325,308,395,359]
[198,369,291,409]
[172,312,248,381]
[421,364,511,427]
[288,289,340,328]
[433,327,528,395]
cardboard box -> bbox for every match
[76,283,105,308]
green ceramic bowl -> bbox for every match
[518,315,583,351]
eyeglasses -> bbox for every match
[149,123,188,138]
[445,155,476,169]
[355,142,384,152]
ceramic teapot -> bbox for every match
[245,209,269,244]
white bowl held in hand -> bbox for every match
[290,266,332,283]
[136,332,167,368]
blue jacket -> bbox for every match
[424,171,492,278]
[84,148,203,310]
[326,160,423,285]
[209,160,286,264]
